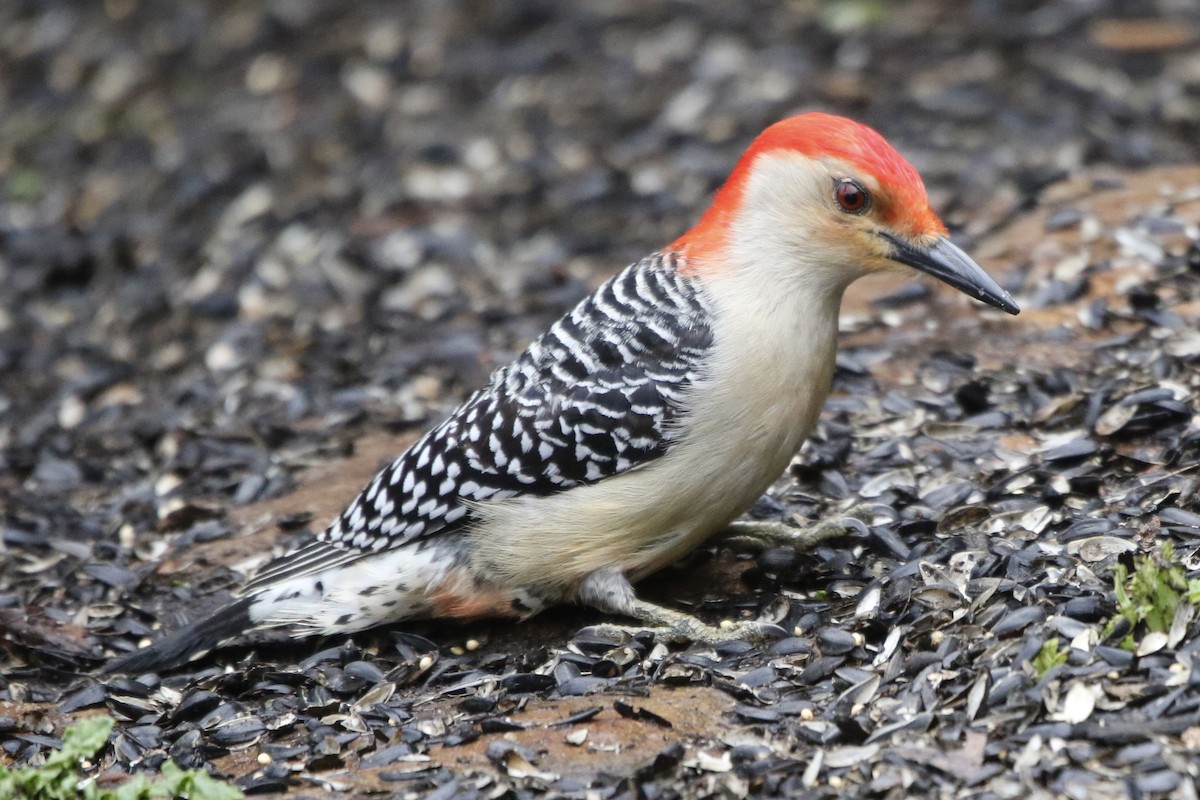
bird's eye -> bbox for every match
[835,179,870,214]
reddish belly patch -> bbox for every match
[428,578,522,621]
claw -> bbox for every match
[580,618,787,647]
[720,502,877,553]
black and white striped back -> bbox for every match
[245,252,716,590]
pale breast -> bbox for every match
[466,285,841,598]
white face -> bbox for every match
[725,151,902,298]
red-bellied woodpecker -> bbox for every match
[107,113,1019,673]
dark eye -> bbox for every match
[835,179,870,214]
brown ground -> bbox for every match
[22,164,1182,793]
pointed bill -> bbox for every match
[881,233,1020,315]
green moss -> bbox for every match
[0,716,242,800]
[1031,636,1068,678]
[1106,542,1200,651]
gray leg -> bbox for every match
[577,567,786,646]
[719,503,876,553]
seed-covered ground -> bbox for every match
[2,2,1200,798]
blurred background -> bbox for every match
[1,0,1198,514]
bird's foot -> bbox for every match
[581,616,787,647]
[578,568,788,647]
[719,503,877,553]
[579,591,787,647]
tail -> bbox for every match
[101,597,255,675]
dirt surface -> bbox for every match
[4,2,1200,798]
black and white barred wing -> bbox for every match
[243,254,714,592]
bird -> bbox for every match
[105,112,1019,673]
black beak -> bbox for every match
[880,232,1020,315]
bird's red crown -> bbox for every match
[674,113,946,259]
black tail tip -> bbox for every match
[101,597,254,675]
